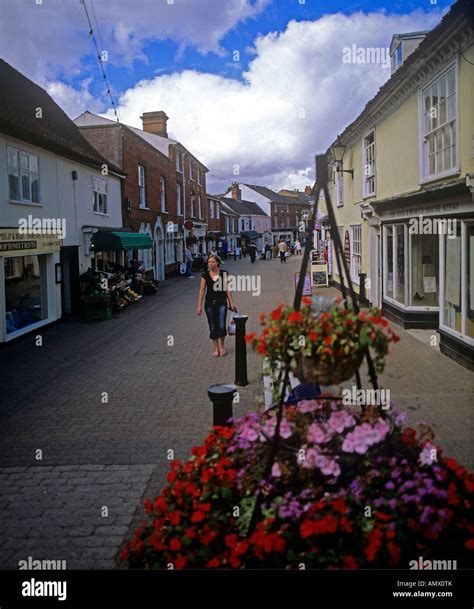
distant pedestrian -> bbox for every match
[272,243,278,259]
[265,243,271,260]
[278,240,288,263]
[184,244,194,278]
[197,254,236,357]
[248,240,257,263]
[294,239,302,255]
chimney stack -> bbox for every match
[140,111,169,138]
[231,182,241,200]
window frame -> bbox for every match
[138,165,147,209]
[176,183,182,216]
[210,200,214,219]
[350,224,362,283]
[8,146,41,205]
[160,176,167,213]
[336,172,344,207]
[175,149,183,173]
[92,175,108,215]
[362,129,376,199]
[418,60,459,184]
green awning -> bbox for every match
[91,231,153,252]
[241,231,262,239]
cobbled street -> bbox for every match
[1,255,472,569]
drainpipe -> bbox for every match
[182,150,187,259]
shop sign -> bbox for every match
[311,263,329,287]
[0,229,61,258]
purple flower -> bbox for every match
[385,481,395,490]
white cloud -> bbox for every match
[46,79,103,119]
[0,0,270,84]
[103,8,442,192]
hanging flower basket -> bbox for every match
[294,351,364,385]
[245,297,399,385]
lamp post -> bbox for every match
[331,135,354,178]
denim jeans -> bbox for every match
[185,260,193,276]
[205,303,227,339]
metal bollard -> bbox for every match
[208,384,236,426]
[233,313,249,386]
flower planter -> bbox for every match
[295,352,364,385]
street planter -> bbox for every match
[120,399,474,569]
[120,297,473,570]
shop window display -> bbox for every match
[443,225,461,332]
[5,255,46,333]
[411,233,439,306]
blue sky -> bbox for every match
[74,0,450,104]
[0,0,451,191]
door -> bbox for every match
[60,246,80,316]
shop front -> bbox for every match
[0,228,62,342]
[375,184,474,369]
[80,229,154,320]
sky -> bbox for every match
[0,0,450,193]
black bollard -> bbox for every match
[208,384,236,426]
[234,313,249,386]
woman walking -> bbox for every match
[197,254,236,357]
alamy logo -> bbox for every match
[213,274,261,297]
[18,557,66,570]
[409,557,457,570]
[408,216,456,239]
[18,215,66,239]
[342,44,391,69]
[342,386,390,409]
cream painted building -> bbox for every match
[327,0,474,369]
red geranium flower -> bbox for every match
[175,556,187,569]
[169,538,182,552]
[309,331,318,341]
[302,296,313,305]
[244,332,257,343]
[191,510,206,523]
[288,311,303,324]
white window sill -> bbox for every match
[336,202,344,208]
[10,200,42,206]
[139,205,150,211]
[419,167,460,185]
[362,192,376,200]
[93,211,109,217]
[439,324,474,346]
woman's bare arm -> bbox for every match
[197,277,206,315]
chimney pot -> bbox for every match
[141,111,169,137]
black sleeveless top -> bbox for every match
[201,269,228,305]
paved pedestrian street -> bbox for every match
[0,255,472,569]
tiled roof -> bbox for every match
[75,111,208,170]
[245,184,310,205]
[0,61,123,174]
[219,197,268,216]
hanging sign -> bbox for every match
[179,262,187,274]
[184,220,194,230]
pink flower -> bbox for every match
[419,442,437,466]
[342,419,389,454]
[297,400,323,413]
[327,410,355,434]
[307,422,331,444]
[271,462,282,477]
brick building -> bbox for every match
[74,110,208,280]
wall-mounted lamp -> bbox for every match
[331,136,354,178]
